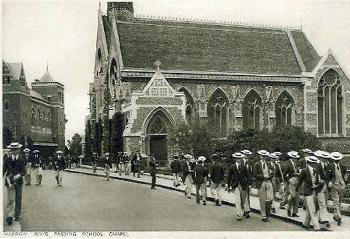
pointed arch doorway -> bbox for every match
[145,109,174,167]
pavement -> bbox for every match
[65,166,350,232]
[2,185,22,232]
[6,170,303,231]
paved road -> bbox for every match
[14,170,302,231]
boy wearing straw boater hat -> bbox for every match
[296,156,326,231]
[92,151,98,173]
[193,156,209,205]
[327,152,347,226]
[4,142,26,224]
[23,148,32,186]
[285,151,301,217]
[241,149,253,217]
[210,153,225,206]
[54,150,66,186]
[104,152,112,181]
[227,152,251,221]
[182,154,195,199]
[123,152,130,175]
[314,150,331,227]
[32,150,43,185]
[253,150,274,222]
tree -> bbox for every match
[110,112,124,157]
[68,133,83,160]
[84,119,93,163]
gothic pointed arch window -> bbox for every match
[276,91,295,126]
[318,69,343,136]
[243,90,262,130]
[208,89,228,136]
[178,88,195,123]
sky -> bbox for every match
[2,0,350,142]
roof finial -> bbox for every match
[99,1,101,11]
[155,59,161,71]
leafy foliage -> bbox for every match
[68,133,83,160]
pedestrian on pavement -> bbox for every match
[327,152,347,226]
[54,151,66,186]
[182,154,195,199]
[193,156,208,205]
[104,152,112,181]
[132,151,142,178]
[210,154,225,206]
[298,149,314,211]
[314,150,331,227]
[228,152,251,221]
[279,154,290,210]
[32,150,43,185]
[149,155,158,189]
[117,151,123,175]
[123,152,130,175]
[170,155,182,187]
[241,149,253,217]
[296,156,325,231]
[23,148,32,186]
[272,152,285,211]
[92,152,98,173]
[3,142,26,225]
[253,150,274,222]
[285,151,301,217]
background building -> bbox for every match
[88,2,350,163]
[2,61,66,158]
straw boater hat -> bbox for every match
[257,150,269,157]
[33,150,40,154]
[269,153,278,160]
[232,152,245,159]
[241,150,252,155]
[273,151,282,157]
[105,152,110,156]
[23,148,31,153]
[314,150,330,159]
[287,151,300,159]
[7,142,23,149]
[302,148,314,155]
[93,152,97,155]
[184,154,192,159]
[56,150,63,154]
[330,152,343,161]
[197,156,206,163]
[306,156,319,164]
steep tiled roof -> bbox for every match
[102,16,111,50]
[40,70,54,82]
[7,62,22,79]
[116,19,307,75]
[30,89,45,100]
[291,30,321,72]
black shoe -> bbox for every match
[302,225,313,231]
[203,201,206,206]
[319,220,329,225]
[333,217,342,226]
[244,213,251,218]
[292,213,300,217]
[196,201,200,204]
[279,205,286,210]
[14,217,20,221]
[272,208,276,213]
[287,210,292,217]
[303,205,307,210]
[237,217,242,221]
[315,228,328,231]
[6,217,13,225]
[262,217,268,222]
[215,199,219,206]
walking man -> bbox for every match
[272,152,285,211]
[253,150,274,222]
[241,149,253,217]
[296,156,325,231]
[23,148,32,186]
[285,151,301,217]
[327,152,347,226]
[32,150,43,185]
[92,152,98,173]
[4,143,26,225]
[149,155,158,189]
[228,152,251,221]
[117,151,123,175]
[104,152,112,181]
[210,154,225,206]
[54,151,66,186]
[193,156,208,205]
[123,152,130,175]
[132,151,142,178]
[182,154,195,199]
[170,155,182,187]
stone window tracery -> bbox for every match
[276,91,294,126]
[208,89,228,136]
[243,90,262,130]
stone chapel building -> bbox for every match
[88,2,350,162]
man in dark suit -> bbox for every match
[296,156,325,231]
[327,152,347,226]
[32,150,43,185]
[92,152,98,173]
[228,152,251,221]
[241,149,253,216]
[193,156,209,205]
[314,150,331,226]
[123,152,130,175]
[23,148,32,186]
[132,151,142,178]
[3,143,26,224]
[253,150,274,222]
[54,151,66,186]
[170,155,182,187]
[149,155,158,189]
[285,151,301,217]
[210,154,225,206]
[182,154,195,199]
[103,152,112,181]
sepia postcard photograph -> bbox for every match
[1,0,350,238]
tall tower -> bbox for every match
[31,66,66,150]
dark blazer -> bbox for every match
[316,162,328,182]
[103,157,113,168]
[210,162,225,183]
[54,157,66,170]
[274,162,285,182]
[182,161,195,178]
[228,163,251,190]
[296,167,321,196]
[327,162,346,184]
[193,164,208,185]
[149,159,157,175]
[253,160,275,188]
[3,155,26,186]
[32,155,42,168]
[284,160,300,181]
[122,155,130,163]
[170,160,182,173]
[298,158,307,170]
